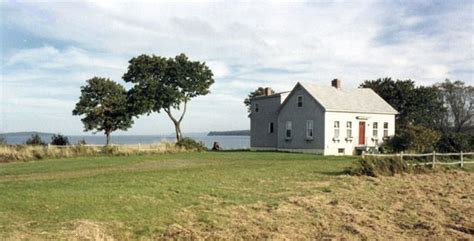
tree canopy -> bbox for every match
[72,77,133,145]
[363,77,473,153]
[437,79,473,132]
[123,53,214,141]
[360,78,446,129]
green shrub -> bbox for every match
[25,134,46,145]
[51,134,70,146]
[176,138,207,151]
[436,133,473,152]
[380,124,441,153]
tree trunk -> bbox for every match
[174,122,183,142]
[164,100,188,143]
[106,132,111,145]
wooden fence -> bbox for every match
[362,151,474,168]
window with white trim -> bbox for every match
[306,120,313,139]
[297,96,303,107]
[383,122,389,137]
[269,122,274,133]
[346,121,352,138]
[373,122,378,137]
[286,121,292,139]
[334,121,340,138]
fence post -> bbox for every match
[361,151,365,159]
[138,143,141,152]
[400,151,403,162]
[460,151,464,168]
[432,151,436,168]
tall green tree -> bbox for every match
[360,78,446,130]
[72,77,133,145]
[243,87,275,113]
[437,79,473,132]
[123,53,214,141]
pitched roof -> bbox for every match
[298,82,398,114]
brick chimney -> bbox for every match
[331,79,341,89]
[264,87,272,96]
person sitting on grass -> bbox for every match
[212,142,221,151]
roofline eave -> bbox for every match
[325,109,399,115]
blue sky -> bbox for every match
[1,0,473,135]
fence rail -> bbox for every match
[362,151,474,167]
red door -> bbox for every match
[358,122,365,145]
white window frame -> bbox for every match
[346,121,352,139]
[306,120,314,140]
[285,121,292,139]
[373,122,378,138]
[297,95,303,108]
[334,121,340,139]
[383,122,389,138]
[268,122,274,133]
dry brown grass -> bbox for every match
[0,141,190,163]
[157,171,474,240]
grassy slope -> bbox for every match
[0,152,472,239]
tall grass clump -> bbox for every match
[0,141,198,163]
[175,138,208,152]
[346,156,432,177]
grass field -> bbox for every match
[0,151,472,239]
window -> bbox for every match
[373,122,378,137]
[383,122,389,137]
[334,121,340,138]
[346,121,352,138]
[286,121,292,139]
[269,122,274,133]
[306,120,313,139]
[297,96,303,107]
[255,103,259,112]
[338,148,345,154]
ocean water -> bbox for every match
[3,134,250,150]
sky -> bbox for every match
[0,0,473,135]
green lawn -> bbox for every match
[0,152,356,239]
[1,151,472,239]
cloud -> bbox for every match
[206,61,230,78]
[1,0,472,134]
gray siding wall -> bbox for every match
[250,96,281,148]
[277,85,325,150]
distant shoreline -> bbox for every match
[208,130,250,136]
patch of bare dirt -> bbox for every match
[164,171,474,240]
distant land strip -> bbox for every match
[207,130,250,136]
[0,132,55,137]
